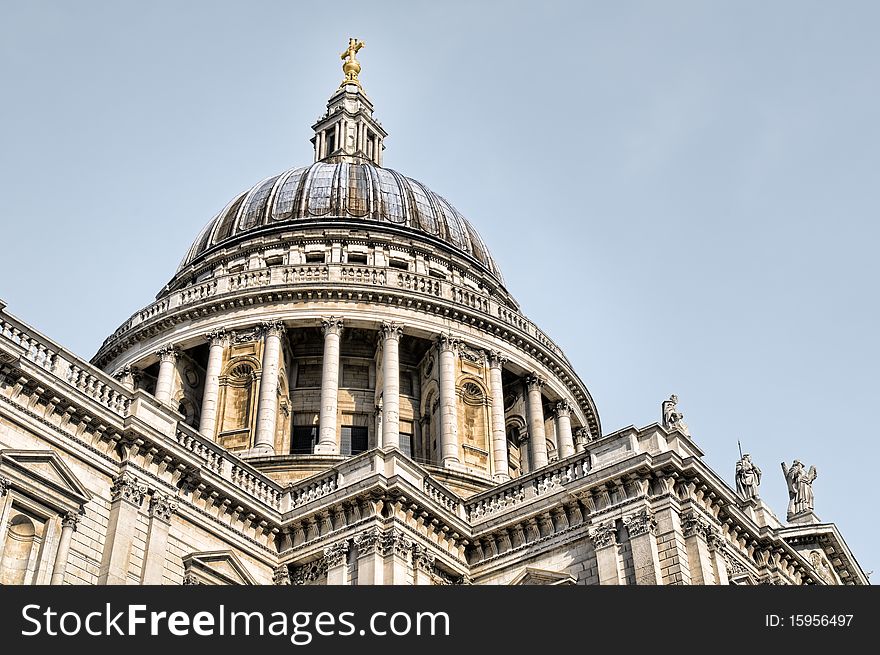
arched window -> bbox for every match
[218,361,258,450]
[1,514,36,585]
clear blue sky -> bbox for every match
[1,1,877,581]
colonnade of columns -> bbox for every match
[149,319,583,475]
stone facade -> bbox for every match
[0,63,867,587]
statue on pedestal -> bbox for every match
[735,453,762,499]
[661,394,690,436]
[782,460,817,520]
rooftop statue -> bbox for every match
[661,394,690,437]
[735,453,762,500]
[782,460,817,520]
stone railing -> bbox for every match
[464,449,592,523]
[1,313,131,416]
[424,477,463,515]
[172,423,225,475]
[101,263,568,365]
[231,462,283,507]
[287,470,339,509]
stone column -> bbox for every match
[589,521,623,585]
[98,472,148,585]
[141,492,177,584]
[380,322,403,450]
[354,529,383,585]
[525,374,548,469]
[316,317,344,454]
[253,321,285,455]
[412,545,435,585]
[154,346,179,405]
[198,329,227,440]
[50,511,79,584]
[437,334,460,467]
[382,529,413,585]
[113,366,140,392]
[325,541,351,585]
[574,427,589,454]
[683,512,717,585]
[624,509,663,585]
[487,351,510,482]
[554,400,575,459]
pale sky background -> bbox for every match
[1,1,877,581]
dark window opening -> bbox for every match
[341,426,369,456]
[325,129,336,155]
[265,255,283,266]
[305,252,326,264]
[428,269,446,280]
[347,252,368,265]
[389,259,409,271]
[291,426,317,454]
[400,433,413,458]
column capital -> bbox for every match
[112,365,141,386]
[525,373,546,390]
[323,541,350,567]
[412,544,436,573]
[110,472,148,506]
[273,564,291,586]
[624,509,657,537]
[320,316,344,337]
[553,399,572,417]
[61,511,81,531]
[588,521,617,549]
[204,328,229,346]
[156,345,179,363]
[436,332,459,353]
[487,350,508,368]
[379,321,404,341]
[260,320,286,339]
[354,528,381,555]
[148,491,178,522]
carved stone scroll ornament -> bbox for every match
[0,476,10,497]
[588,522,617,549]
[148,492,178,522]
[324,541,350,568]
[624,509,657,537]
[110,472,148,506]
[273,565,291,586]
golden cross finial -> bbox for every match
[340,37,365,88]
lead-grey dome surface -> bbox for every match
[176,160,502,282]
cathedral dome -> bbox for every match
[173,160,502,287]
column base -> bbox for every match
[493,473,511,483]
[314,442,339,455]
[246,443,276,457]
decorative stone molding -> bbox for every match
[260,321,286,339]
[380,529,413,558]
[112,366,141,389]
[324,541,350,567]
[554,400,572,418]
[182,572,201,585]
[110,472,148,506]
[204,328,228,346]
[320,316,344,337]
[0,475,9,496]
[624,509,657,537]
[487,350,508,368]
[61,511,81,530]
[588,521,617,549]
[457,345,485,364]
[148,492,178,522]
[525,373,546,390]
[354,528,380,555]
[436,332,459,353]
[682,511,716,542]
[156,345,179,363]
[412,544,435,573]
[273,564,291,586]
[291,559,328,585]
[379,321,404,341]
[231,327,260,344]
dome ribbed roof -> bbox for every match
[177,160,502,282]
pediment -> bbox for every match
[509,567,577,586]
[0,449,92,510]
[182,550,257,586]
